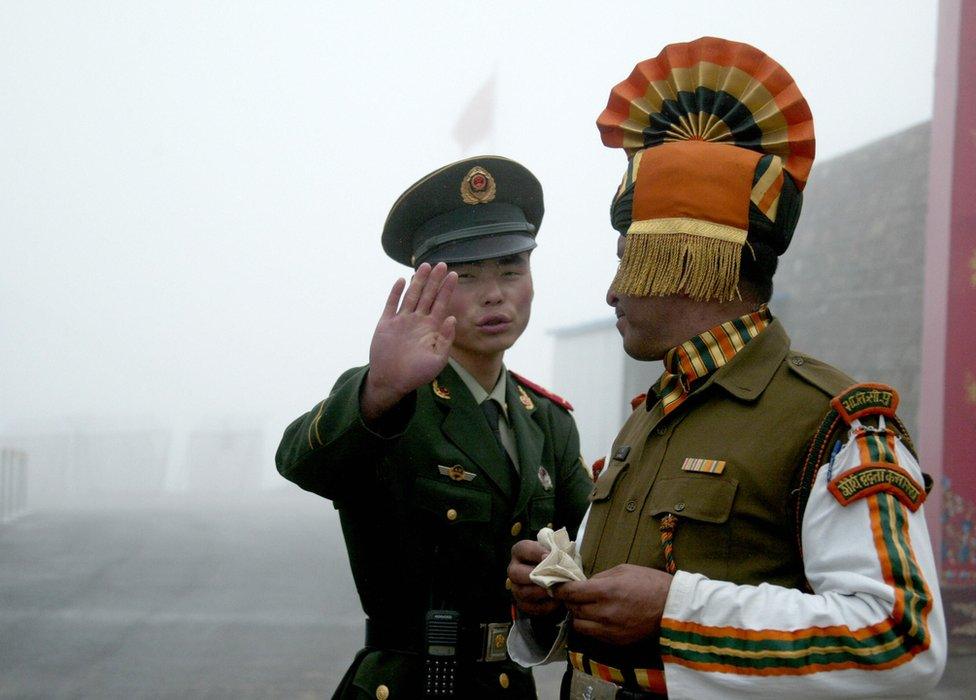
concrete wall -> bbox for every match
[775,122,929,436]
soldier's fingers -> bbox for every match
[438,316,456,348]
[511,539,549,565]
[416,262,448,315]
[551,580,600,605]
[380,278,406,320]
[399,263,431,313]
[429,270,458,319]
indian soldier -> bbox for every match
[508,37,946,699]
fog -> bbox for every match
[0,1,938,503]
[1,2,963,697]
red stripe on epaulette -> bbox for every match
[591,457,606,482]
[510,372,574,411]
[630,393,647,411]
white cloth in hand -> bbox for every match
[529,527,586,589]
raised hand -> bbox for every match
[361,262,458,422]
[553,564,672,645]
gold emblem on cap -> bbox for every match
[460,166,497,205]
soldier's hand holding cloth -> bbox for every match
[510,528,672,648]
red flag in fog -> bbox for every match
[452,74,496,151]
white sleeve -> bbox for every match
[659,425,946,699]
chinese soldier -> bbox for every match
[276,156,592,699]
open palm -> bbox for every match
[362,263,458,419]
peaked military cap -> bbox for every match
[382,156,543,268]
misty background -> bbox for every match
[4,3,968,697]
[1,1,938,501]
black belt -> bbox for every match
[365,617,512,663]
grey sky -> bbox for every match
[1,1,937,440]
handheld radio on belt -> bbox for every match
[424,609,460,696]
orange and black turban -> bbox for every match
[598,37,815,301]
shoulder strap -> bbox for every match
[509,371,574,412]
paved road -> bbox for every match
[0,490,967,698]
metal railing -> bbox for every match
[0,449,28,524]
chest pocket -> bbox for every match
[412,476,492,526]
[647,474,738,522]
[645,474,738,578]
[528,494,555,532]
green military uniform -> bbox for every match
[572,319,852,671]
[276,156,592,698]
[278,362,591,698]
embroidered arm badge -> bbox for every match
[830,383,899,425]
[829,462,926,512]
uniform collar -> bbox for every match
[708,318,792,400]
[447,358,509,420]
[653,306,772,414]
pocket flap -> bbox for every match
[351,649,418,695]
[413,476,491,523]
[647,475,738,523]
[528,493,555,530]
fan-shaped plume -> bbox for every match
[597,37,814,190]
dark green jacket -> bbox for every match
[277,364,592,699]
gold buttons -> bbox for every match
[446,508,458,521]
[498,672,510,689]
[505,577,513,590]
[375,684,390,700]
[510,521,522,537]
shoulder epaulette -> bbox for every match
[786,352,854,398]
[510,371,574,411]
[630,393,647,411]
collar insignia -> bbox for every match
[517,385,534,410]
[432,379,451,400]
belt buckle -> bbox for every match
[568,668,619,700]
[481,622,511,662]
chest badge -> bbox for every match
[517,385,535,410]
[432,379,451,400]
[439,464,477,482]
[537,466,553,491]
[681,457,726,474]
